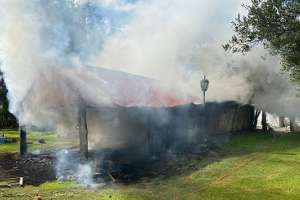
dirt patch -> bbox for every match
[0,152,56,186]
[0,147,224,186]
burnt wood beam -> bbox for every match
[78,105,88,161]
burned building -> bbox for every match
[19,65,255,160]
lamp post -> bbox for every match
[201,76,209,105]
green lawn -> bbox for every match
[0,130,77,153]
[1,132,300,200]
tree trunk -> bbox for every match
[279,116,285,127]
[78,106,88,161]
[290,117,296,132]
[252,110,261,130]
[262,112,268,131]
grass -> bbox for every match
[0,129,77,153]
[1,131,300,200]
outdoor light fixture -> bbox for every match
[201,75,209,105]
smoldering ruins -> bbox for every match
[0,0,299,186]
[1,65,258,186]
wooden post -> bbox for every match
[19,177,24,187]
[78,106,88,160]
[19,126,27,156]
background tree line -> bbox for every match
[0,71,18,129]
[224,0,300,83]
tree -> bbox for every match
[290,116,296,132]
[262,111,268,131]
[0,71,9,114]
[0,71,18,129]
[279,116,285,127]
[224,0,300,82]
[252,110,261,130]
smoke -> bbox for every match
[91,0,299,116]
[76,164,94,186]
[0,0,298,129]
[56,149,99,187]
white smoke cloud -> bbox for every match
[92,0,299,116]
[56,149,100,186]
[0,0,298,131]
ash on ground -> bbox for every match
[0,152,56,186]
[0,145,224,187]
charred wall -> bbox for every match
[87,102,255,158]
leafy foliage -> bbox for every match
[224,0,300,82]
[0,71,18,128]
